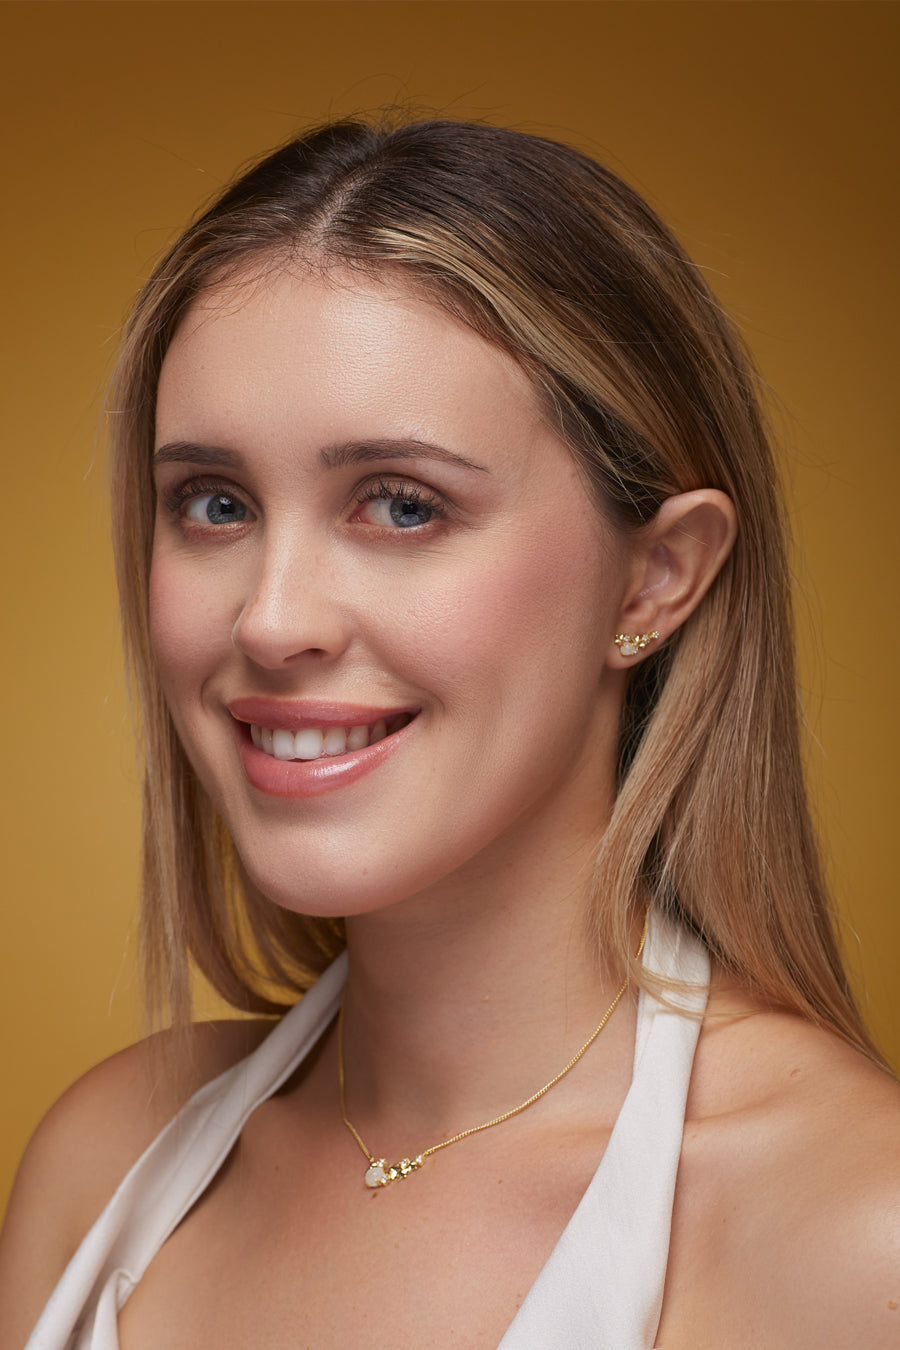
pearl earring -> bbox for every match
[614,630,659,658]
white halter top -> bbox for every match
[27,913,708,1350]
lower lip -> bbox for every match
[235,719,413,798]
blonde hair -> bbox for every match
[111,117,876,1056]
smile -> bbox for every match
[228,698,420,798]
[249,713,414,762]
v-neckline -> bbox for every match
[25,916,708,1350]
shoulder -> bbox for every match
[664,988,900,1348]
[0,1017,273,1350]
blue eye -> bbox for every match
[389,496,434,528]
[355,480,443,529]
[185,493,247,524]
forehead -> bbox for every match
[156,266,551,468]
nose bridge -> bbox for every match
[232,523,347,666]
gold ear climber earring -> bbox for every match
[614,631,659,658]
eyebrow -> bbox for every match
[153,442,242,469]
[321,439,488,474]
[153,439,489,474]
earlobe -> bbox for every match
[609,489,737,665]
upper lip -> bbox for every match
[227,697,420,731]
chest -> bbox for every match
[117,1108,611,1350]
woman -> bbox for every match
[2,118,897,1349]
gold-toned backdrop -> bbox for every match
[2,0,897,1212]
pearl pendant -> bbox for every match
[364,1161,387,1187]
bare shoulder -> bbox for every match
[0,1016,273,1350]
[662,986,900,1348]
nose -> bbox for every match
[231,538,352,669]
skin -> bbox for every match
[148,265,634,923]
[1,268,897,1349]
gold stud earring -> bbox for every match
[614,631,659,658]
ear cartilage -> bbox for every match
[614,631,659,658]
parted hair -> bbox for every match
[111,117,876,1056]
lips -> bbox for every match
[227,698,419,797]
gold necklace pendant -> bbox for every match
[364,1154,425,1188]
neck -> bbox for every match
[338,807,642,1152]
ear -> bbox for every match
[608,489,737,668]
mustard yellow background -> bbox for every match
[2,0,897,1212]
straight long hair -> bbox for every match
[111,118,878,1059]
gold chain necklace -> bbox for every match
[338,916,648,1189]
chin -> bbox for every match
[238,857,422,921]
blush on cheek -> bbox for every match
[402,536,610,689]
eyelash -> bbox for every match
[161,476,244,518]
[160,475,447,525]
[352,477,446,521]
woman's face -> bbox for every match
[151,266,633,917]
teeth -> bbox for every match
[369,718,387,744]
[346,724,369,751]
[322,727,347,756]
[248,714,412,762]
[294,728,324,761]
[273,729,295,761]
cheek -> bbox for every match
[379,526,615,704]
[148,546,230,700]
